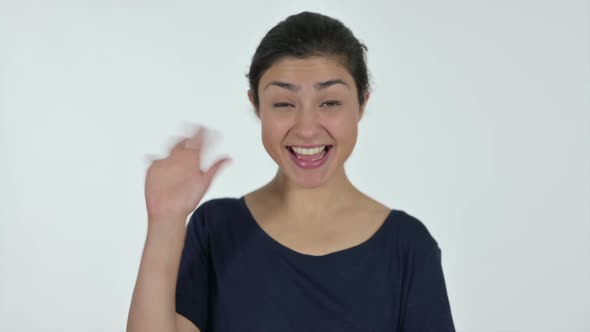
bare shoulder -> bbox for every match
[243,185,280,219]
[353,194,392,221]
[176,313,201,332]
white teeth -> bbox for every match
[291,146,326,155]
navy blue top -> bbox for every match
[175,197,455,332]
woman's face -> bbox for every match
[249,56,369,189]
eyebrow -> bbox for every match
[263,79,349,92]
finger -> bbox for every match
[201,127,222,150]
[169,136,190,155]
[204,157,232,183]
[184,126,206,150]
[144,154,162,163]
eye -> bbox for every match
[273,102,294,108]
[321,100,341,108]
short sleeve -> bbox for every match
[401,246,455,332]
[175,203,210,331]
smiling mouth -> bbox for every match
[286,145,333,160]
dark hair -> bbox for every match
[246,11,370,110]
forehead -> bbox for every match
[259,56,354,90]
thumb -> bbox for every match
[204,157,232,184]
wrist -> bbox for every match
[147,217,186,239]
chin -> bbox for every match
[289,174,329,189]
[281,158,338,189]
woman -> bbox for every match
[127,11,455,332]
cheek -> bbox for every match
[261,117,289,150]
[329,112,359,145]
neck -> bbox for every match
[265,167,360,220]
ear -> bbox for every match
[358,91,370,122]
[247,89,260,118]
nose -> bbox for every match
[292,106,322,139]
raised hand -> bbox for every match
[144,126,231,226]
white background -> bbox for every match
[1,1,588,331]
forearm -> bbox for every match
[127,220,187,332]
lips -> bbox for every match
[285,145,333,169]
